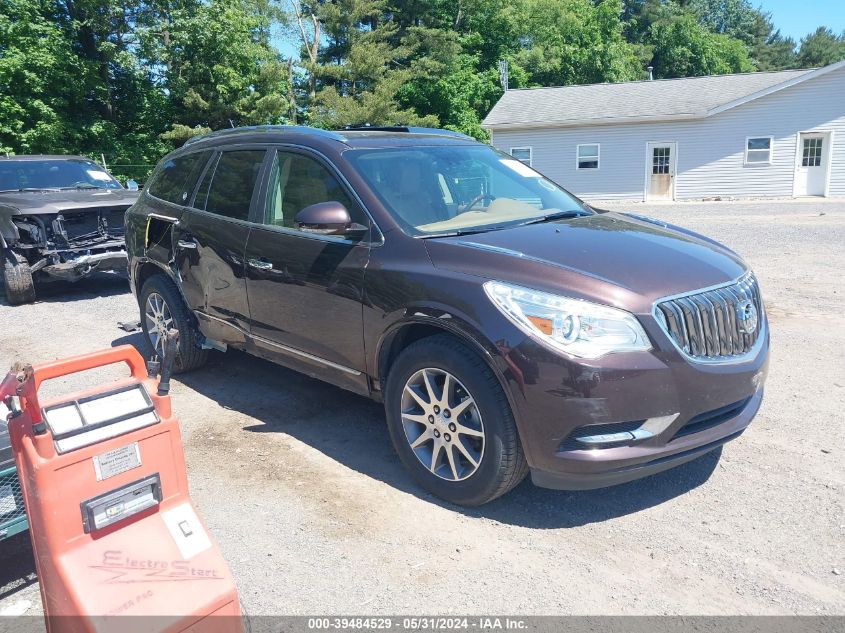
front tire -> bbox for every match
[384,334,528,506]
[140,274,208,373]
[2,250,36,305]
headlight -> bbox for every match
[483,281,651,359]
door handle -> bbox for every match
[177,238,198,250]
[248,258,274,271]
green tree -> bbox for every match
[688,0,803,71]
[649,12,754,78]
[688,0,761,45]
[506,0,644,86]
[1,0,826,168]
[398,52,506,140]
[0,0,167,172]
[797,27,845,68]
[755,27,797,71]
[0,0,80,153]
[621,0,683,43]
[388,0,506,138]
[294,0,438,127]
[140,0,289,138]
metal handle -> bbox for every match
[177,238,197,250]
[7,345,147,425]
[248,258,273,271]
[32,345,148,387]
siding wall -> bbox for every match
[490,66,845,200]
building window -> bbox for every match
[510,147,532,166]
[802,137,823,167]
[745,137,773,164]
[577,144,600,170]
[652,147,671,174]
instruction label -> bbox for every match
[93,443,141,481]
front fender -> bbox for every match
[0,211,20,248]
[376,307,503,379]
[372,306,529,442]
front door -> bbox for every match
[795,133,829,197]
[646,142,676,201]
[174,148,268,347]
[244,148,371,394]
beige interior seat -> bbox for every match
[379,160,449,227]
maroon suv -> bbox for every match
[126,126,769,505]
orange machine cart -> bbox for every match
[2,344,241,633]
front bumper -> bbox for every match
[41,248,128,281]
[497,316,769,491]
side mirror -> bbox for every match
[294,201,364,237]
[126,179,139,191]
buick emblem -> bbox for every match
[736,300,758,335]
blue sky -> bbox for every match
[760,0,845,42]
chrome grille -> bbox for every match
[656,275,763,361]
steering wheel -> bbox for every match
[458,193,496,214]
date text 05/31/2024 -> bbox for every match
[307,617,528,630]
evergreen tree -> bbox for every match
[797,27,845,68]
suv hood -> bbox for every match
[423,212,748,313]
[0,189,139,215]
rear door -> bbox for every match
[795,133,828,196]
[243,148,372,393]
[174,147,269,347]
[646,142,676,201]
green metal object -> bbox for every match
[0,465,28,541]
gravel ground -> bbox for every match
[0,199,843,617]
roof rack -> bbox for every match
[339,126,473,140]
[183,125,346,146]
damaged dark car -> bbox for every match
[0,156,138,304]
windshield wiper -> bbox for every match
[60,184,103,190]
[420,225,516,239]
[520,209,593,226]
[419,209,593,238]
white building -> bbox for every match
[483,60,845,201]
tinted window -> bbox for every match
[264,151,365,229]
[148,151,211,204]
[205,150,265,221]
[0,159,122,191]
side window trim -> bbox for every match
[189,151,220,210]
[248,147,276,224]
[252,144,383,245]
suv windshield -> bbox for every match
[345,144,589,236]
[0,159,122,192]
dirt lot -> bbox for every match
[1,199,843,617]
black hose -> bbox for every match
[157,328,179,396]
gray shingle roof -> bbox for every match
[482,69,814,128]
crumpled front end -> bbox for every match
[12,206,129,281]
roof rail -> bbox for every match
[339,126,474,140]
[184,125,347,146]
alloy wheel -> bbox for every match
[400,368,485,481]
[144,291,175,357]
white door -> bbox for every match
[646,142,676,201]
[795,133,829,196]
